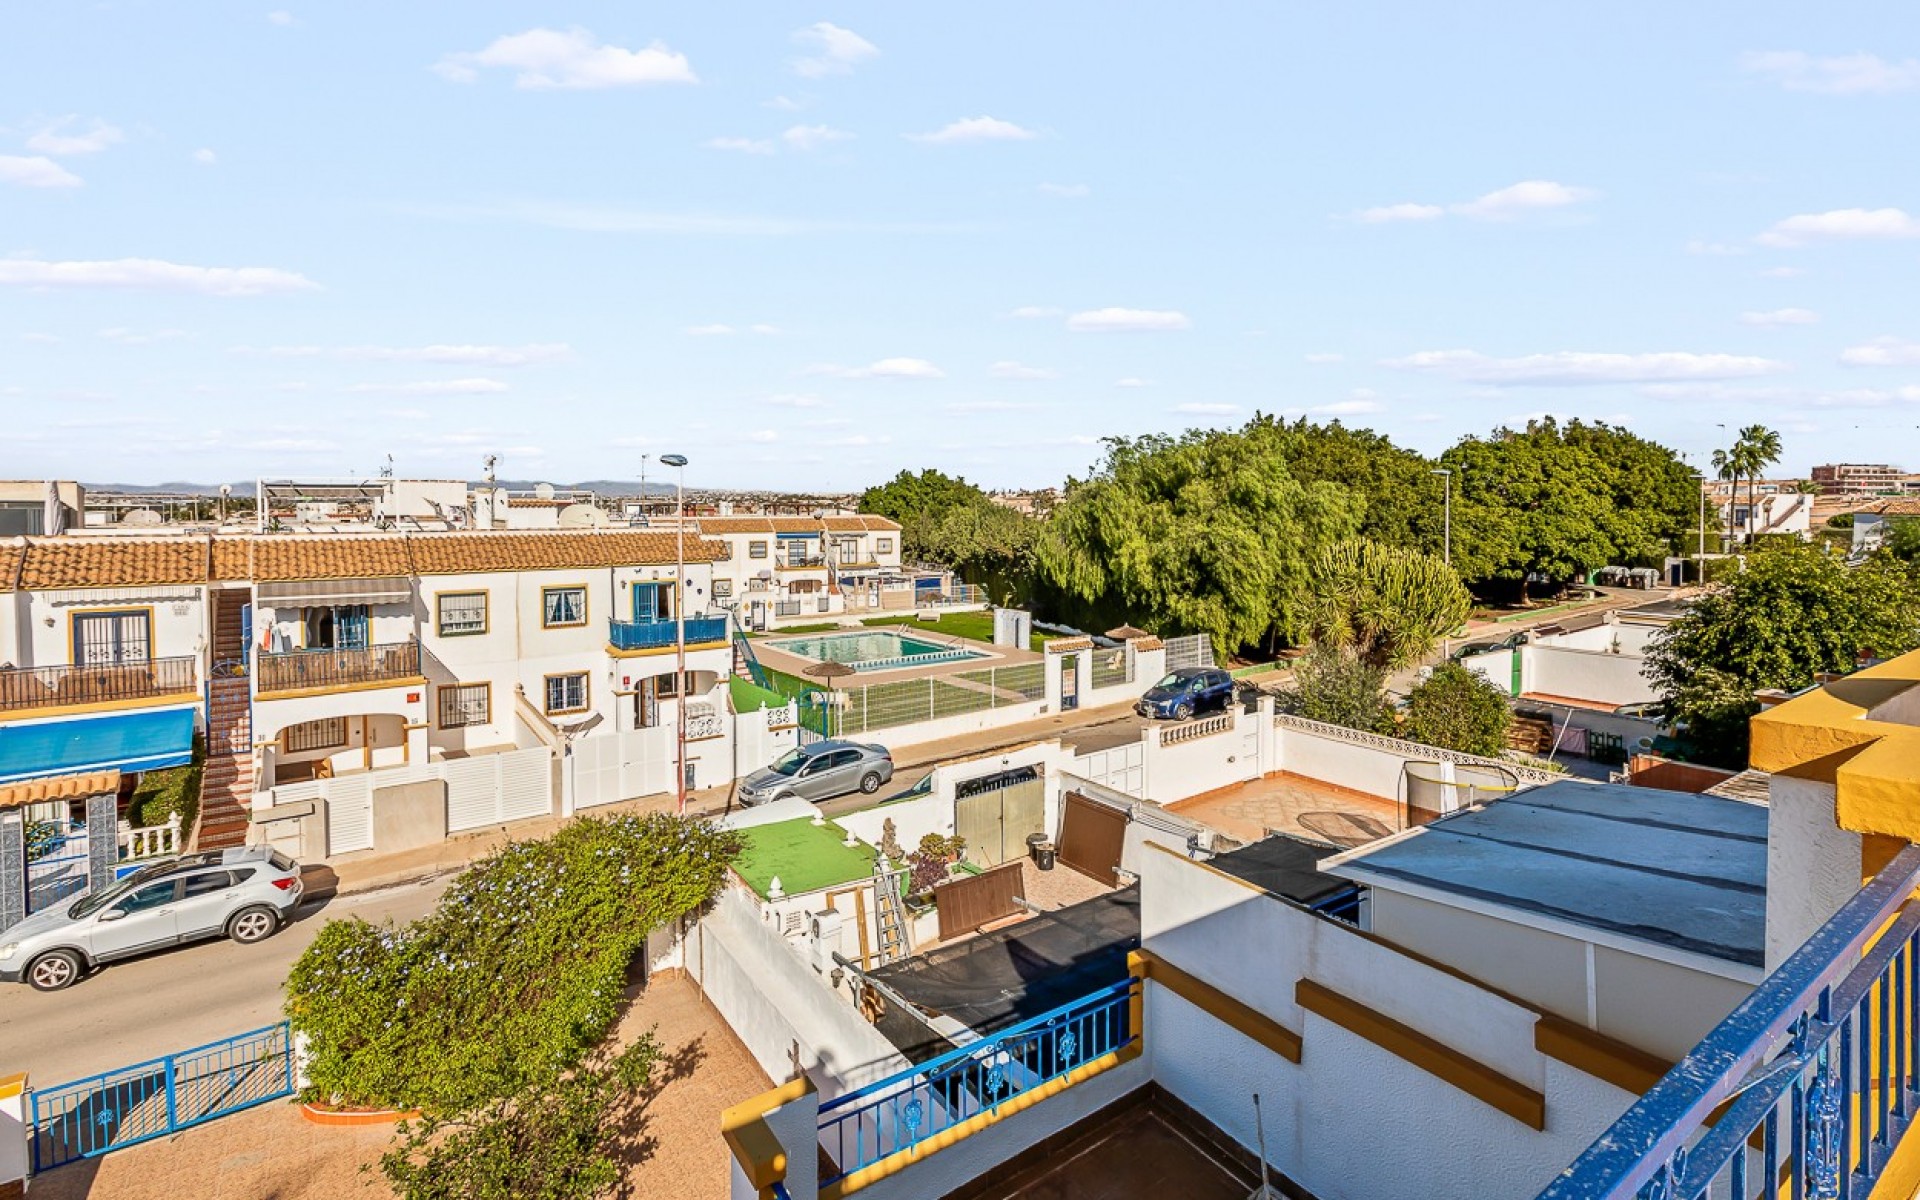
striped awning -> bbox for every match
[256,577,411,606]
[0,770,120,810]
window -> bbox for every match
[712,578,733,600]
[285,717,348,753]
[439,682,491,729]
[837,538,860,564]
[542,586,587,628]
[112,882,179,916]
[656,671,695,699]
[302,604,369,650]
[183,871,234,898]
[631,581,673,623]
[436,591,488,637]
[72,609,152,666]
[876,537,894,554]
[545,672,589,714]
[748,540,769,559]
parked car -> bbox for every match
[1136,667,1235,720]
[1449,632,1527,662]
[0,846,304,992]
[738,740,895,806]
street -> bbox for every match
[0,876,452,1088]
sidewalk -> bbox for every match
[310,699,1142,899]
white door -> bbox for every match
[326,776,375,855]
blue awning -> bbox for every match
[0,708,197,784]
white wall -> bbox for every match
[1273,723,1413,800]
[1462,647,1516,695]
[1139,713,1262,803]
[1522,646,1658,708]
[860,697,1049,753]
[1765,775,1861,970]
[17,584,208,669]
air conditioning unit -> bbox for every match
[809,909,846,973]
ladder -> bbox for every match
[872,859,911,965]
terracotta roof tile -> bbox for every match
[860,516,902,532]
[403,530,725,576]
[210,538,252,581]
[821,516,868,532]
[17,537,211,589]
[0,541,24,590]
[693,516,778,534]
[250,536,416,581]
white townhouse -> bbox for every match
[687,514,917,630]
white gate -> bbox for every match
[323,776,375,855]
[570,727,673,811]
[1072,741,1145,797]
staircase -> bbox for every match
[196,591,254,850]
[730,618,771,688]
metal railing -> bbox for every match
[255,639,419,694]
[30,1021,295,1171]
[0,655,196,712]
[915,583,987,608]
[1535,843,1920,1200]
[817,980,1136,1186]
[607,615,728,651]
[778,553,827,569]
[804,663,1048,736]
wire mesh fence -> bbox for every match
[811,662,1047,736]
[1089,647,1133,689]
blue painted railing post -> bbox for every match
[162,1053,178,1131]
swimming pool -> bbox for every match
[768,630,992,672]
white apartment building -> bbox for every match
[687,515,929,630]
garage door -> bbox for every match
[953,778,1046,867]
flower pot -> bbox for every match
[300,1101,421,1127]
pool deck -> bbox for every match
[752,627,1042,686]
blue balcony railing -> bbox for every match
[816,979,1136,1186]
[608,615,729,651]
[1536,843,1920,1200]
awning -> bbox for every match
[257,577,411,606]
[0,708,196,784]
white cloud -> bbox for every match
[434,27,697,90]
[346,378,511,396]
[1758,208,1920,247]
[1174,402,1239,415]
[1356,203,1444,223]
[1840,336,1920,367]
[0,257,318,295]
[1810,385,1920,407]
[419,200,983,236]
[765,393,823,407]
[1066,307,1191,333]
[1114,377,1151,388]
[1008,305,1062,319]
[791,22,878,78]
[809,357,944,380]
[747,429,779,443]
[192,148,218,165]
[685,324,736,336]
[0,156,82,188]
[1742,51,1920,95]
[1350,181,1594,225]
[1038,182,1089,198]
[782,124,853,152]
[25,117,124,156]
[268,10,294,25]
[907,116,1038,144]
[1686,239,1748,256]
[1739,308,1819,327]
[946,399,1028,414]
[764,95,802,112]
[990,361,1059,380]
[1385,349,1790,385]
[706,137,774,156]
[1303,353,1344,364]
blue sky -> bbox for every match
[2,2,1918,489]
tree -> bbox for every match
[859,469,993,562]
[1278,645,1395,734]
[1645,544,1920,767]
[1403,665,1512,757]
[1033,428,1364,657]
[1881,516,1920,562]
[860,468,1038,584]
[1736,425,1784,542]
[1298,540,1472,670]
[1244,416,1443,553]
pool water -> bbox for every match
[768,630,991,672]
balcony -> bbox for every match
[255,640,421,696]
[0,656,197,713]
[777,552,827,570]
[607,615,729,652]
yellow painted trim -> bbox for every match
[542,669,590,716]
[0,691,200,720]
[1869,1092,1920,1200]
[820,1043,1144,1200]
[607,639,729,659]
[1297,979,1545,1130]
[67,604,157,668]
[432,588,490,638]
[721,1076,815,1192]
[0,1071,26,1100]
[436,680,493,730]
[1749,649,1920,842]
[1132,948,1301,1063]
[255,675,427,701]
[1533,1015,1672,1097]
[539,582,591,629]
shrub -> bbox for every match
[1402,664,1513,757]
[127,738,204,830]
[1279,645,1394,735]
[286,813,740,1117]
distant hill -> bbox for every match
[81,478,682,498]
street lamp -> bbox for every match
[660,453,690,813]
[1430,468,1452,566]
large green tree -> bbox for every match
[1298,540,1472,670]
[859,468,1037,582]
[1645,544,1920,766]
[1034,428,1364,656]
[1441,419,1699,594]
[859,468,992,560]
[1245,415,1444,553]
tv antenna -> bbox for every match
[483,454,498,485]
[380,454,394,479]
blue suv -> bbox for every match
[1137,667,1234,720]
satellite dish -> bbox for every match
[558,503,607,528]
[534,482,556,501]
[121,508,164,526]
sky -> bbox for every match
[2,2,1918,490]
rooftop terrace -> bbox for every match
[730,816,876,899]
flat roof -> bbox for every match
[1323,780,1767,967]
[730,817,875,899]
[1207,836,1365,910]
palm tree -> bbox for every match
[1735,425,1784,541]
[1711,447,1740,548]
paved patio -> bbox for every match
[1168,772,1405,847]
[27,972,769,1200]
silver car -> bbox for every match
[0,846,304,991]
[738,740,895,806]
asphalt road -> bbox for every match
[0,876,452,1087]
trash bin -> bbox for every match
[1036,843,1057,871]
[1026,832,1049,863]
